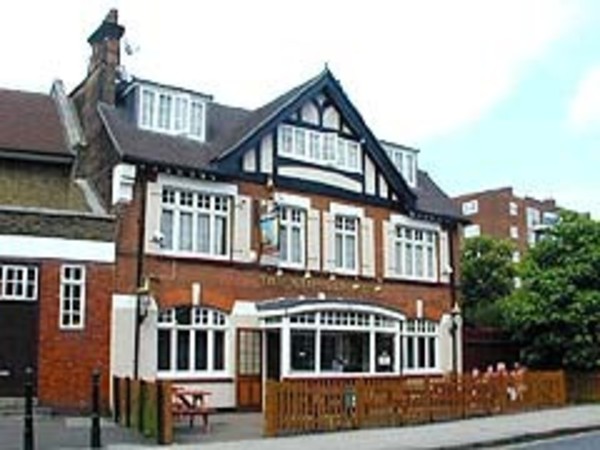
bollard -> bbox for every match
[90,370,101,449]
[23,367,34,450]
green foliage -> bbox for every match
[502,212,600,370]
[460,235,516,326]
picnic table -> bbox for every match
[172,386,215,431]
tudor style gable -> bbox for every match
[215,70,416,212]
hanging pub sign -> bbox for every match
[260,200,280,255]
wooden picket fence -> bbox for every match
[112,376,174,445]
[264,371,566,437]
[566,372,600,403]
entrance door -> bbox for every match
[236,329,262,410]
[0,301,38,396]
[266,330,281,381]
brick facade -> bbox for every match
[36,260,113,411]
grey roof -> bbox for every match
[98,71,462,222]
[413,171,464,221]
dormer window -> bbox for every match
[138,85,207,141]
[381,142,418,188]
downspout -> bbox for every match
[133,170,147,380]
[448,223,460,374]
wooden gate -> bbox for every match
[236,329,262,410]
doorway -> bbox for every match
[236,329,262,410]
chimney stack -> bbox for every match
[87,9,125,75]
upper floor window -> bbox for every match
[160,187,230,258]
[0,264,37,301]
[384,145,418,188]
[139,86,206,141]
[279,206,306,267]
[463,224,481,239]
[60,265,86,330]
[509,202,519,216]
[278,125,361,173]
[462,200,479,215]
[157,307,228,376]
[526,207,541,227]
[334,216,358,272]
[510,226,519,239]
[394,226,437,281]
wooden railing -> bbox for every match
[112,376,174,445]
[264,371,566,437]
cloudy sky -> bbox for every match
[2,1,598,216]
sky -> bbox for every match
[1,0,599,217]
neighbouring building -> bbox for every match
[454,187,559,262]
[0,84,115,411]
[71,10,465,411]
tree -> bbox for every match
[460,235,516,326]
[502,212,600,370]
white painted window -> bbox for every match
[157,307,228,377]
[138,86,206,141]
[509,202,519,216]
[510,226,519,239]
[463,224,481,239]
[277,125,361,173]
[403,320,438,373]
[462,200,479,216]
[279,206,306,267]
[512,251,521,263]
[160,187,230,258]
[0,265,37,301]
[394,226,437,281]
[334,216,359,272]
[384,145,418,188]
[59,265,86,329]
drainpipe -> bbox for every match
[448,223,460,374]
[133,170,147,380]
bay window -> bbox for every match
[160,187,230,258]
[157,306,228,376]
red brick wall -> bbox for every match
[115,175,459,321]
[37,260,113,412]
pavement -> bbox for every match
[3,405,600,449]
[107,405,600,450]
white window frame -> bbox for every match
[394,225,438,282]
[157,307,229,379]
[402,319,439,375]
[334,215,359,274]
[160,186,231,260]
[59,264,86,330]
[510,226,519,239]
[462,200,479,216]
[463,224,481,239]
[277,125,362,173]
[279,205,306,269]
[384,146,418,188]
[0,264,38,301]
[138,85,207,141]
[509,202,519,216]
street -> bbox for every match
[504,431,600,449]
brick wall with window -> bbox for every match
[37,260,113,412]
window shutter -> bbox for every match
[361,217,375,277]
[322,212,336,272]
[382,220,396,277]
[439,230,452,283]
[144,181,162,253]
[232,195,253,263]
[306,209,321,272]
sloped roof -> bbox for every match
[98,71,461,221]
[0,88,70,157]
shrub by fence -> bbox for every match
[264,371,566,437]
[112,376,173,445]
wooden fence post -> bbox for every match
[157,380,173,445]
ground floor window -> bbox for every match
[267,309,440,376]
[157,306,228,376]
